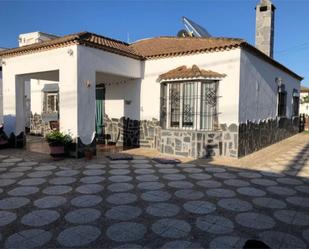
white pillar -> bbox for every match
[2,73,26,136]
[77,69,96,145]
[58,68,78,139]
[15,76,26,135]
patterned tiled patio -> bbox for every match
[0,133,308,248]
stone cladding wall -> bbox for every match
[238,117,299,157]
[104,116,238,158]
[30,114,52,136]
[104,116,161,149]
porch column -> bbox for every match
[58,69,78,139]
[76,68,96,157]
[2,74,26,147]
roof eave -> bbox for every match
[158,75,225,83]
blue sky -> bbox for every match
[0,0,308,86]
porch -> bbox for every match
[1,43,143,157]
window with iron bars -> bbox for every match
[160,80,218,130]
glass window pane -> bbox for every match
[182,82,195,127]
[201,81,217,130]
[170,83,181,127]
[160,84,167,128]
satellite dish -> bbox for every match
[178,16,211,38]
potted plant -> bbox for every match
[46,130,72,158]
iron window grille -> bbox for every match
[160,80,218,131]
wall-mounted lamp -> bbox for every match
[1,61,6,66]
[125,100,132,105]
[85,80,91,88]
[67,49,74,56]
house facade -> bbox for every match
[0,0,302,158]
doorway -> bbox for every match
[95,85,105,143]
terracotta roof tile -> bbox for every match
[0,32,302,81]
[0,32,143,59]
[130,36,244,59]
[158,65,225,81]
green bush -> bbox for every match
[46,131,72,146]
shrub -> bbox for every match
[46,131,72,146]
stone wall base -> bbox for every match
[104,116,160,149]
[104,116,238,158]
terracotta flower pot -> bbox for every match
[49,145,65,157]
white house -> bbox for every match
[300,86,309,116]
[0,0,302,158]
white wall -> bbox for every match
[104,79,141,120]
[141,49,242,125]
[29,79,58,115]
[2,45,78,137]
[239,49,301,122]
[77,46,142,144]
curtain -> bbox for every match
[95,87,105,136]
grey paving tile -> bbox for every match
[71,195,102,207]
[196,215,234,234]
[75,184,104,194]
[235,212,275,229]
[5,229,52,249]
[21,210,60,227]
[218,198,253,212]
[183,201,216,214]
[0,211,16,226]
[107,193,137,205]
[107,222,146,242]
[259,231,306,249]
[105,205,142,221]
[0,197,30,209]
[65,208,101,224]
[141,191,172,202]
[209,236,247,249]
[152,219,191,238]
[146,203,180,217]
[57,225,101,247]
[34,196,67,209]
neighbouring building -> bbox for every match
[0,0,302,158]
[300,86,309,116]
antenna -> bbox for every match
[178,16,212,38]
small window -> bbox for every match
[45,93,59,113]
[260,6,268,12]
